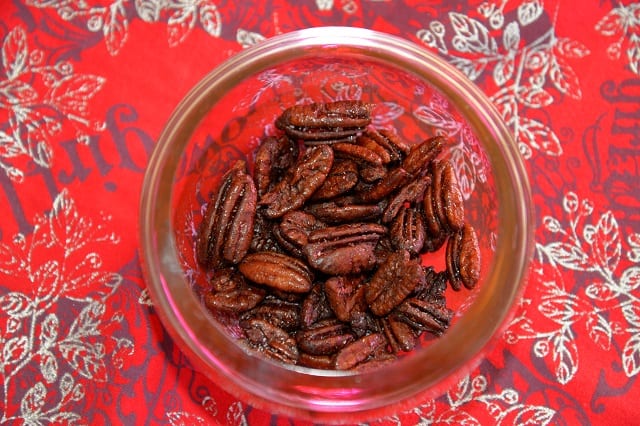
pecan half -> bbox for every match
[242,318,299,364]
[401,136,445,177]
[304,223,387,275]
[197,160,257,268]
[275,100,372,143]
[365,250,425,316]
[357,128,410,165]
[240,296,300,332]
[259,145,334,218]
[306,201,382,224]
[238,251,313,293]
[311,159,359,201]
[446,223,481,290]
[253,135,299,197]
[334,333,387,370]
[394,297,454,336]
[295,318,355,355]
[324,276,366,322]
[389,206,426,256]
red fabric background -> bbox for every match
[1,0,640,424]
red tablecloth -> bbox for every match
[1,0,639,424]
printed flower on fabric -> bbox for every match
[0,189,132,424]
[365,373,556,425]
[416,0,590,159]
[596,2,640,75]
[505,191,640,384]
[25,0,222,55]
[0,26,106,182]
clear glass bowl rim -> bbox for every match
[139,26,535,422]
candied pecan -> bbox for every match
[332,141,384,166]
[414,267,448,306]
[440,161,465,231]
[273,210,324,258]
[401,136,444,177]
[334,333,387,370]
[306,201,382,224]
[353,166,411,203]
[242,318,299,364]
[423,160,465,244]
[380,316,416,353]
[357,128,410,165]
[358,163,388,183]
[238,251,313,293]
[349,310,380,338]
[197,160,257,268]
[311,159,359,200]
[298,352,334,369]
[446,223,481,290]
[253,135,299,197]
[394,298,453,336]
[300,283,334,328]
[381,175,430,224]
[365,250,425,316]
[240,296,300,332]
[204,284,266,314]
[209,268,243,293]
[259,145,334,219]
[250,213,282,253]
[275,100,372,143]
[349,352,397,372]
[296,318,355,355]
[304,223,387,275]
[389,206,426,256]
[324,276,366,322]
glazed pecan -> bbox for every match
[304,223,387,275]
[356,128,410,165]
[253,135,299,197]
[365,250,425,316]
[423,160,465,249]
[333,332,388,370]
[275,100,372,143]
[272,210,323,258]
[311,159,359,201]
[446,223,481,290]
[402,136,445,177]
[296,318,355,355]
[381,175,430,224]
[394,297,453,336]
[238,251,313,293]
[242,318,299,364]
[300,283,334,328]
[306,201,382,224]
[240,296,300,332]
[389,206,426,256]
[380,316,416,353]
[324,276,366,322]
[197,160,257,268]
[259,145,334,219]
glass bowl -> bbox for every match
[139,26,534,423]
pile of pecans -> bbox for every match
[196,100,480,371]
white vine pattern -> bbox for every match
[0,26,106,182]
[25,0,222,55]
[413,92,489,200]
[595,2,640,75]
[0,189,130,424]
[416,0,590,159]
[506,191,640,384]
[366,373,555,425]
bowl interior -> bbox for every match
[173,54,497,322]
